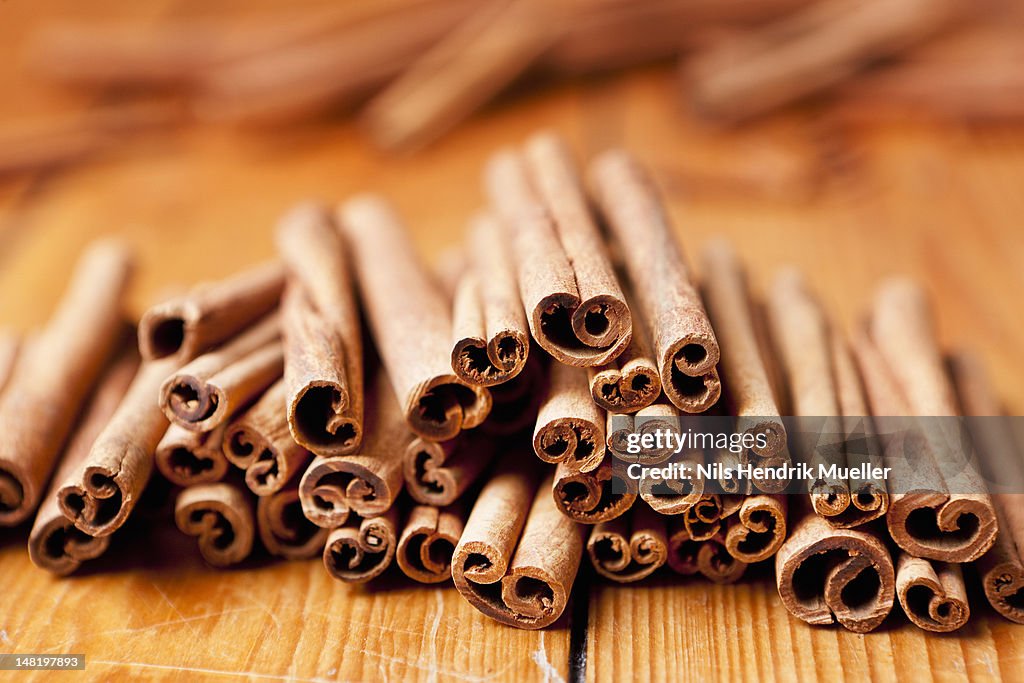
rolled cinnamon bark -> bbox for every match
[338,195,491,441]
[396,504,464,583]
[450,212,530,387]
[608,402,682,466]
[587,505,667,582]
[28,351,137,575]
[554,459,635,524]
[299,372,411,528]
[682,494,725,541]
[533,362,606,473]
[589,149,720,413]
[159,313,283,432]
[485,134,632,367]
[588,287,660,413]
[453,465,585,629]
[138,261,284,362]
[0,330,19,396]
[175,481,255,568]
[0,240,132,527]
[895,553,969,632]
[276,203,363,456]
[697,534,747,584]
[638,447,705,515]
[700,240,786,458]
[403,433,494,506]
[775,505,895,633]
[57,356,178,537]
[666,519,700,576]
[866,279,998,562]
[155,423,229,487]
[723,494,787,563]
[257,484,329,560]
[224,379,311,496]
[323,508,399,584]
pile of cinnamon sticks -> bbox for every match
[2,131,1022,633]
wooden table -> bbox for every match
[2,2,1023,681]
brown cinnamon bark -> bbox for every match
[257,484,329,560]
[0,240,133,527]
[138,261,284,362]
[554,460,635,524]
[588,287,660,413]
[895,553,969,632]
[723,494,787,563]
[697,533,747,584]
[682,494,726,541]
[403,433,494,506]
[299,372,411,528]
[638,448,705,515]
[0,330,19,396]
[479,354,546,437]
[57,356,178,537]
[608,402,682,466]
[155,423,229,487]
[224,379,311,496]
[485,134,632,367]
[666,519,700,576]
[589,149,721,412]
[175,481,255,567]
[397,504,465,583]
[587,504,667,582]
[533,362,606,473]
[323,508,399,584]
[27,351,137,575]
[700,240,786,458]
[866,279,997,562]
[450,212,529,387]
[775,505,895,633]
[453,465,585,629]
[338,195,491,441]
[276,203,363,456]
[159,313,283,432]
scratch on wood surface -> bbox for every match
[426,590,444,683]
[92,659,341,682]
[347,643,511,683]
[531,632,566,683]
[150,581,200,638]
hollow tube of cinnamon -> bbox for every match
[588,285,660,414]
[587,504,668,583]
[323,508,400,584]
[397,504,465,583]
[159,313,283,433]
[638,447,705,515]
[257,483,329,560]
[450,212,529,387]
[453,463,585,629]
[0,239,133,527]
[484,134,632,367]
[723,494,787,563]
[138,261,284,362]
[224,379,311,496]
[895,553,969,632]
[533,362,606,473]
[403,432,495,507]
[155,423,230,487]
[28,350,137,575]
[57,355,179,537]
[276,203,363,456]
[682,493,726,541]
[608,402,682,466]
[589,149,721,413]
[338,195,490,441]
[175,481,255,568]
[553,459,635,524]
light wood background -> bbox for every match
[1,1,1023,681]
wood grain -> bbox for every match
[1,1,1023,681]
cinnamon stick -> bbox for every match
[224,379,311,496]
[682,493,726,541]
[299,372,411,528]
[775,504,895,633]
[485,133,632,367]
[587,505,667,583]
[589,149,721,413]
[338,195,491,441]
[323,508,399,584]
[867,278,997,562]
[588,288,661,414]
[608,402,683,466]
[56,356,178,537]
[403,433,495,506]
[175,481,255,568]
[397,504,465,583]
[138,261,284,362]
[28,351,137,575]
[723,494,787,563]
[553,460,635,524]
[0,330,20,396]
[638,447,705,515]
[276,203,363,456]
[159,313,283,432]
[155,423,229,487]
[666,520,700,576]
[257,483,329,560]
[895,553,969,632]
[533,362,606,473]
[0,239,132,527]
[450,212,530,387]
[667,520,747,583]
[452,464,584,629]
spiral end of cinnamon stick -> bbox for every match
[57,464,131,538]
[887,492,998,563]
[0,465,32,526]
[161,374,225,432]
[290,381,361,456]
[533,294,632,367]
[534,418,605,472]
[554,462,635,524]
[28,517,110,576]
[588,523,668,583]
[323,513,397,584]
[452,331,529,387]
[175,483,255,568]
[981,560,1024,624]
[138,303,196,361]
[156,426,229,487]
[299,456,396,528]
[408,376,491,441]
[662,347,722,414]
[724,495,787,563]
[257,488,328,560]
[397,505,464,584]
[896,554,970,632]
[591,364,660,414]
